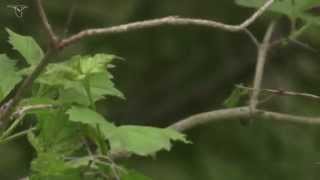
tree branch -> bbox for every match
[108,106,320,160]
[0,0,274,125]
[169,107,320,132]
[249,21,276,113]
[35,0,58,46]
[58,0,274,49]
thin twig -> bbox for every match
[238,85,320,102]
[63,1,77,37]
[12,104,56,119]
[249,21,276,112]
[0,0,274,126]
[35,0,58,46]
[0,0,59,124]
[58,0,274,48]
[244,28,260,47]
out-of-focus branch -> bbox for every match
[35,0,58,46]
[63,0,77,37]
[58,0,274,48]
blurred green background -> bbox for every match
[1,0,320,179]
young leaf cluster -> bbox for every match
[0,29,189,180]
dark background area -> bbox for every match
[1,0,320,179]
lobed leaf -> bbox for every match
[6,28,44,65]
[30,152,82,180]
[67,106,116,137]
[108,126,190,156]
[32,110,83,155]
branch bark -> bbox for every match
[35,0,58,46]
[58,0,274,49]
[249,21,276,113]
[169,107,320,132]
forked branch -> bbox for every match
[0,0,275,124]
[58,0,274,48]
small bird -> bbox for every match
[7,4,28,18]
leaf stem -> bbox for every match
[0,114,25,139]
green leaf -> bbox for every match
[235,0,320,24]
[59,82,91,106]
[31,152,82,180]
[6,28,44,65]
[35,54,124,105]
[0,54,22,101]
[223,85,248,108]
[89,72,125,100]
[79,53,116,75]
[37,63,80,87]
[108,126,190,156]
[121,169,153,180]
[28,131,44,153]
[32,110,83,155]
[66,156,92,168]
[67,106,116,137]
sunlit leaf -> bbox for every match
[67,106,116,137]
[6,28,44,65]
[108,126,190,156]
